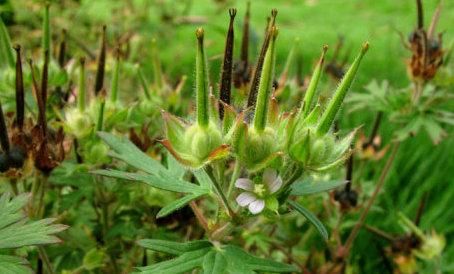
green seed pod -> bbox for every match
[253,26,278,132]
[195,28,210,128]
[317,43,369,135]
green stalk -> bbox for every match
[78,58,86,111]
[316,42,369,135]
[137,66,151,100]
[253,27,278,132]
[42,3,50,62]
[195,28,210,128]
[97,96,106,132]
[110,49,120,103]
[227,160,241,199]
[151,39,163,90]
[299,45,328,119]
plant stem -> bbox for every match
[366,112,382,147]
[205,166,235,218]
[189,201,209,232]
[227,161,241,199]
[343,141,400,255]
[38,246,54,274]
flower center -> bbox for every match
[254,183,266,197]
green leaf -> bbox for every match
[203,250,227,274]
[166,152,186,180]
[0,17,14,68]
[157,193,205,218]
[137,239,297,273]
[138,239,212,255]
[91,169,202,194]
[291,179,346,196]
[192,169,213,190]
[224,245,298,273]
[0,255,31,274]
[138,248,210,273]
[98,132,166,175]
[0,193,68,249]
[82,248,106,271]
[287,200,328,240]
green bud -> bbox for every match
[162,112,227,169]
[317,42,369,135]
[184,123,222,161]
[236,126,279,171]
[65,108,93,139]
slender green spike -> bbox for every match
[57,29,67,68]
[195,28,210,128]
[317,42,369,135]
[219,8,236,120]
[97,90,106,131]
[246,9,277,108]
[110,47,121,103]
[0,17,15,68]
[42,3,51,62]
[137,65,151,100]
[78,57,86,111]
[151,38,163,90]
[300,45,328,119]
[253,27,278,132]
[279,37,300,83]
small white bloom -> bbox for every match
[235,169,283,214]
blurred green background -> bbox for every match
[2,0,453,272]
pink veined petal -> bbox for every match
[235,178,254,191]
[236,192,257,207]
[262,169,277,186]
[248,199,265,214]
[268,176,283,194]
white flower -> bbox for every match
[235,169,283,214]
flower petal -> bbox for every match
[263,169,277,186]
[248,199,265,214]
[235,178,254,191]
[236,192,257,207]
[268,176,283,194]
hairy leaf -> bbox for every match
[0,193,68,249]
[287,200,328,240]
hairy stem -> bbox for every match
[343,141,400,254]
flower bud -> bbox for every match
[184,123,222,161]
[65,108,94,139]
